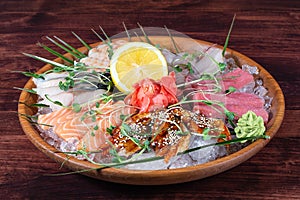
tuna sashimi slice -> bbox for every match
[193,92,269,122]
[222,68,254,90]
[190,68,254,92]
[225,92,265,108]
[226,105,269,122]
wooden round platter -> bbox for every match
[18,36,285,185]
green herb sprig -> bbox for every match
[222,14,236,57]
[46,134,269,176]
[91,26,114,60]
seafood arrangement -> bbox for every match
[19,26,272,170]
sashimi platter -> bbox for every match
[18,22,284,185]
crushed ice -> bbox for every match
[242,64,259,75]
[124,136,227,170]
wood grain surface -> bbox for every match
[1,0,299,199]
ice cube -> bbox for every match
[242,64,259,75]
[188,136,226,165]
[254,85,268,97]
[168,154,194,169]
[124,152,169,170]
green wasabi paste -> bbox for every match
[234,111,266,143]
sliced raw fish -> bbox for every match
[222,68,254,90]
[33,78,65,89]
[193,47,224,75]
[191,67,254,92]
[38,100,136,152]
[73,89,106,105]
[79,57,109,70]
[39,92,73,111]
[193,92,269,122]
[33,72,68,86]
[43,72,68,80]
[226,105,269,122]
[225,92,264,108]
[38,107,93,142]
[77,101,136,151]
[33,86,64,97]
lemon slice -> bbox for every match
[110,42,168,93]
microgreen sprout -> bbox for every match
[172,62,194,74]
[22,53,69,69]
[222,14,236,57]
[106,140,127,163]
[92,26,114,60]
[134,32,144,42]
[137,23,153,45]
[47,134,270,176]
[37,42,74,64]
[106,125,116,135]
[71,31,92,50]
[46,36,85,59]
[16,71,45,79]
[120,124,142,147]
[122,22,131,42]
[226,86,237,95]
[17,112,53,127]
[19,101,49,108]
[191,130,227,141]
[44,94,67,108]
[202,128,211,140]
[164,25,179,53]
[59,76,74,91]
[72,103,82,113]
[14,87,37,94]
[54,35,87,58]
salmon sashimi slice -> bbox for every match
[38,100,137,152]
[38,106,96,142]
[78,101,136,152]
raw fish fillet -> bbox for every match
[222,68,254,90]
[78,101,135,151]
[193,92,269,122]
[191,67,254,92]
[38,101,136,152]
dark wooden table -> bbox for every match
[1,0,299,199]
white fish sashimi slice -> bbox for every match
[73,89,106,105]
[33,86,64,97]
[39,93,73,111]
[33,78,65,89]
[44,72,69,81]
[33,72,68,85]
[194,47,224,75]
[42,72,68,81]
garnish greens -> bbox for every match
[47,134,269,176]
[222,14,236,57]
